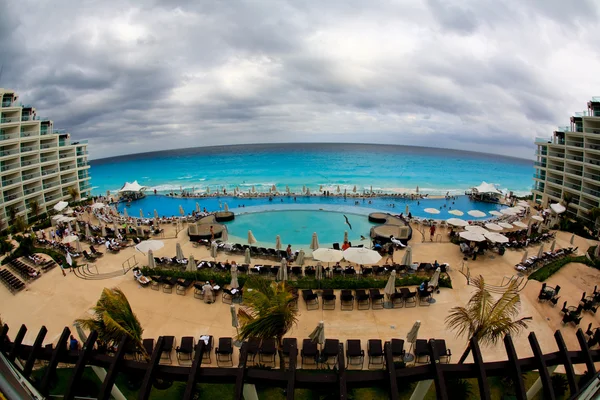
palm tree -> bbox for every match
[28,199,40,221]
[67,186,79,202]
[589,207,600,229]
[237,278,298,367]
[445,276,531,364]
[75,287,147,360]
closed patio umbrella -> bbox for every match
[306,187,311,195]
[286,185,290,194]
[231,305,239,337]
[405,205,409,215]
[211,241,218,259]
[272,184,277,192]
[527,224,533,237]
[176,243,184,261]
[275,235,282,251]
[230,264,239,289]
[196,202,200,213]
[277,258,288,281]
[296,249,305,266]
[310,232,319,250]
[179,205,185,216]
[248,230,257,245]
[74,238,83,253]
[186,254,196,272]
[244,248,251,264]
[353,185,357,193]
[153,217,160,228]
[343,247,381,265]
[570,234,575,245]
[85,224,91,238]
[468,210,486,218]
[448,209,464,216]
[384,270,396,308]
[537,223,544,234]
[336,185,340,193]
[595,245,600,258]
[139,209,144,219]
[147,249,156,268]
[401,246,412,266]
[315,263,323,280]
[550,240,556,252]
[424,208,440,215]
[521,251,529,264]
[344,231,348,243]
[405,320,421,362]
[429,268,441,289]
[153,209,158,219]
[537,245,545,259]
[123,208,129,218]
[101,225,107,237]
[113,220,119,234]
[224,203,229,212]
[309,321,325,347]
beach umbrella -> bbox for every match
[310,232,319,250]
[344,188,347,196]
[286,185,290,194]
[319,185,323,192]
[230,264,239,289]
[489,210,503,217]
[531,215,544,222]
[484,232,509,243]
[135,240,164,254]
[424,208,440,215]
[401,246,412,266]
[221,227,229,242]
[302,185,306,193]
[271,184,277,193]
[186,254,196,272]
[465,225,489,234]
[275,235,282,250]
[527,224,533,237]
[513,221,528,228]
[248,230,257,245]
[513,206,525,212]
[178,205,184,216]
[517,200,530,208]
[467,210,486,218]
[501,208,517,216]
[343,231,348,243]
[277,258,288,281]
[315,263,323,280]
[244,248,251,264]
[429,268,441,289]
[370,185,373,193]
[206,186,210,194]
[306,188,311,195]
[66,252,73,267]
[384,270,396,306]
[230,305,239,336]
[537,245,545,259]
[498,222,513,229]
[101,225,107,237]
[211,241,218,259]
[91,202,105,210]
[147,249,156,268]
[74,222,80,233]
[113,220,119,234]
[252,185,256,193]
[550,240,556,252]
[405,205,409,215]
[521,251,529,263]
[353,185,357,193]
[447,218,468,227]
[484,223,503,231]
[570,234,575,245]
[296,249,305,266]
[309,321,325,346]
[196,202,200,213]
[224,203,229,212]
[415,186,419,194]
[139,209,144,218]
[407,320,421,344]
[123,208,128,218]
[343,247,381,265]
[336,185,340,193]
[74,238,83,253]
[459,231,486,242]
[550,203,566,214]
[153,216,160,228]
[54,201,69,212]
[313,248,343,263]
[448,209,464,216]
[85,224,91,238]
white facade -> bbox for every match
[532,98,600,222]
[0,88,91,228]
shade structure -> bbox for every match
[513,206,525,212]
[448,209,464,216]
[286,185,290,194]
[336,185,340,193]
[484,223,503,231]
[62,235,78,244]
[517,200,530,208]
[501,208,518,216]
[123,208,129,218]
[309,321,325,346]
[489,210,503,217]
[343,231,348,243]
[85,224,91,238]
[153,217,160,228]
[176,243,184,261]
[275,235,282,250]
[312,248,343,263]
[465,225,489,234]
[135,240,164,254]
[224,203,229,212]
[244,248,251,264]
[401,246,412,266]
[424,208,440,215]
[484,232,509,243]
[513,221,528,228]
[459,231,486,242]
[186,255,196,272]
[384,270,396,298]
[230,264,239,289]
[54,201,69,212]
[498,222,513,229]
[247,230,257,245]
[230,305,239,330]
[550,240,556,252]
[147,250,156,268]
[139,209,144,218]
[537,245,545,259]
[296,250,306,266]
[211,241,218,259]
[447,218,468,227]
[467,210,486,218]
[221,227,229,242]
[101,225,107,237]
[521,251,529,263]
[343,247,382,265]
[91,202,105,210]
[277,258,288,281]
[315,263,324,280]
[550,203,566,214]
[407,321,421,344]
[310,232,319,250]
[429,267,441,288]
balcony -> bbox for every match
[40,126,52,135]
[564,182,581,191]
[78,172,90,180]
[566,141,584,148]
[546,189,562,198]
[557,126,571,132]
[564,167,583,176]
[20,115,42,122]
[40,155,57,163]
[566,155,584,162]
[546,177,563,185]
[21,172,40,182]
[0,149,18,157]
[582,187,600,198]
[60,177,77,185]
[40,143,56,150]
[535,150,547,156]
[77,161,89,168]
[79,182,92,191]
[76,149,88,156]
[2,176,21,187]
[3,193,20,202]
[60,165,74,172]
[1,100,15,107]
[584,171,600,181]
[41,168,58,177]
[58,153,74,160]
[534,161,547,168]
[20,159,38,167]
[585,127,600,135]
[548,152,565,159]
[0,133,19,141]
[42,182,59,190]
[20,130,38,138]
[0,117,19,124]
[23,186,41,196]
[20,145,39,154]
[586,158,600,167]
[535,137,552,144]
[547,165,564,172]
[44,192,63,202]
[0,162,19,172]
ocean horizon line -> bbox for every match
[90,141,534,165]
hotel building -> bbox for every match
[532,98,600,222]
[0,88,91,228]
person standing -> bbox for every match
[385,243,394,264]
[210,225,215,242]
[430,224,436,241]
[202,281,214,304]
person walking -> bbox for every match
[430,224,436,241]
[385,243,394,264]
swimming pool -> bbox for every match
[117,194,504,220]
[222,210,376,249]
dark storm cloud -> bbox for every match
[3,0,600,159]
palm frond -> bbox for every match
[445,306,476,339]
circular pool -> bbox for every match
[222,210,376,249]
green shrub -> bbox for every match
[1,236,69,267]
[446,379,473,398]
[551,374,568,397]
[528,256,592,282]
[0,237,14,255]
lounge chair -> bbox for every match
[389,339,405,362]
[340,289,354,311]
[193,283,205,299]
[414,339,429,363]
[401,288,416,307]
[322,289,336,310]
[259,338,277,366]
[355,289,370,310]
[82,250,96,261]
[367,339,384,369]
[161,336,175,363]
[418,288,431,306]
[280,338,298,369]
[369,289,384,309]
[390,290,404,308]
[245,337,261,366]
[216,337,233,366]
[346,339,364,369]
[197,335,213,364]
[431,339,452,363]
[176,279,193,295]
[322,339,340,367]
[139,338,154,362]
[301,339,319,368]
[90,245,104,257]
[176,336,194,363]
[302,289,319,310]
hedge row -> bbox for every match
[1,236,70,267]
[140,267,453,290]
[528,256,595,282]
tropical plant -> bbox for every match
[237,277,298,367]
[561,193,572,215]
[7,206,16,225]
[0,237,14,255]
[12,216,28,233]
[445,275,531,364]
[67,186,79,202]
[28,199,40,220]
[75,288,147,360]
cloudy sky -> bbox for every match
[2,0,600,160]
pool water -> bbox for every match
[222,210,376,249]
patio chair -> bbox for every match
[322,289,336,310]
[163,277,178,294]
[346,339,364,369]
[193,283,204,299]
[389,339,405,362]
[176,336,194,363]
[302,289,319,310]
[369,289,384,309]
[322,339,340,367]
[259,338,277,366]
[340,289,354,310]
[139,338,154,362]
[197,335,213,364]
[367,339,384,369]
[390,290,404,308]
[176,279,193,295]
[300,339,319,368]
[401,288,416,307]
[431,339,452,363]
[161,336,175,363]
[280,338,298,369]
[245,337,261,366]
[216,337,233,366]
[355,289,370,310]
[417,288,431,306]
[414,339,430,363]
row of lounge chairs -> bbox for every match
[6,260,40,281]
[504,231,556,249]
[22,256,57,272]
[515,247,576,273]
[0,269,25,294]
[301,287,433,310]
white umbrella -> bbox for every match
[336,185,340,193]
[401,246,412,266]
[224,203,229,212]
[550,203,566,214]
[310,232,319,250]
[306,188,311,195]
[384,270,397,301]
[275,235,282,251]
[531,215,544,222]
[448,209,464,216]
[484,232,509,243]
[62,235,78,244]
[211,241,218,259]
[277,258,288,281]
[521,251,529,264]
[467,210,486,218]
[221,227,229,242]
[296,249,305,266]
[489,210,503,217]
[91,202,105,210]
[429,267,441,288]
[501,208,517,216]
[123,208,129,218]
[252,185,256,193]
[147,249,156,268]
[153,216,160,227]
[407,320,421,344]
[186,254,196,272]
[343,231,348,243]
[498,222,513,229]
[74,238,83,253]
[309,321,325,346]
[312,248,344,263]
[459,231,486,242]
[550,240,556,252]
[139,209,144,218]
[135,240,165,254]
[424,208,440,215]
[272,184,277,193]
[244,248,251,264]
[196,202,200,213]
[537,245,545,259]
[447,218,468,227]
[465,225,489,234]
[484,223,503,231]
[230,264,239,289]
[54,201,69,212]
[179,205,185,216]
[85,224,91,238]
[248,230,257,245]
[513,206,525,212]
[513,221,528,228]
[343,247,382,265]
[286,185,290,194]
[517,200,530,208]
